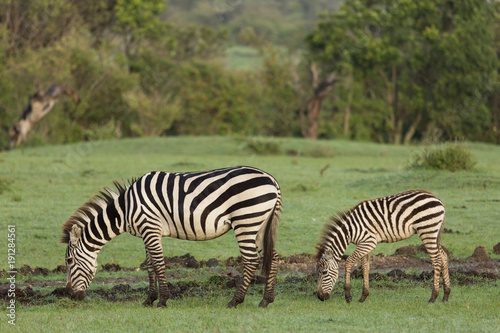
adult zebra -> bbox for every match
[315,190,450,303]
[61,166,282,308]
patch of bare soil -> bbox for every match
[1,246,498,306]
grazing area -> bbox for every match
[0,136,499,331]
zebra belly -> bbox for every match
[375,227,415,243]
[159,217,232,241]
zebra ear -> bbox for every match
[70,225,82,243]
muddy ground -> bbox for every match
[1,244,499,306]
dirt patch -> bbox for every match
[469,246,491,262]
[494,243,500,255]
[394,245,417,256]
[1,246,498,306]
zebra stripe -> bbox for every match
[62,166,282,308]
[315,190,450,303]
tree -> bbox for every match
[114,0,166,58]
[308,0,498,143]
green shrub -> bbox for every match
[408,142,476,171]
[241,137,281,155]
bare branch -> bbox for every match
[9,85,80,149]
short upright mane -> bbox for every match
[314,211,351,260]
[60,180,131,243]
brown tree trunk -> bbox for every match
[301,62,337,139]
[343,87,354,137]
[305,96,322,139]
[403,112,422,145]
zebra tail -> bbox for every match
[437,215,446,250]
[262,197,281,277]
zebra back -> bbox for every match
[316,190,445,260]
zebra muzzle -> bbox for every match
[317,290,330,301]
[71,290,86,301]
[66,282,86,301]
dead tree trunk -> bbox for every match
[300,62,337,139]
[9,85,80,149]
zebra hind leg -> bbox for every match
[358,255,370,303]
[440,247,451,302]
[258,250,279,308]
[227,256,259,308]
[143,250,159,307]
[423,241,442,303]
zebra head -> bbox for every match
[64,225,98,300]
[316,249,338,301]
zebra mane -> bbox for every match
[314,211,351,261]
[60,180,132,244]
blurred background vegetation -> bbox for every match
[0,0,499,148]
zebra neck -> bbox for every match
[329,220,351,261]
[83,198,127,251]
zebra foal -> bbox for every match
[61,166,282,308]
[315,190,450,303]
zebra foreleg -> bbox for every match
[227,256,259,308]
[358,254,370,303]
[344,240,376,303]
[259,250,279,308]
[144,237,169,308]
[143,250,159,307]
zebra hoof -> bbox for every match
[227,300,238,308]
[258,299,272,308]
[143,296,157,307]
[443,289,450,302]
[359,291,369,303]
[157,301,167,308]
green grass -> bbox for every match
[0,136,499,331]
[0,137,499,268]
[3,283,499,332]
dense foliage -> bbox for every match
[0,0,499,147]
[308,0,500,143]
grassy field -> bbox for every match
[1,136,499,331]
[11,283,500,332]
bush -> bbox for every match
[408,142,476,172]
[241,137,281,155]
